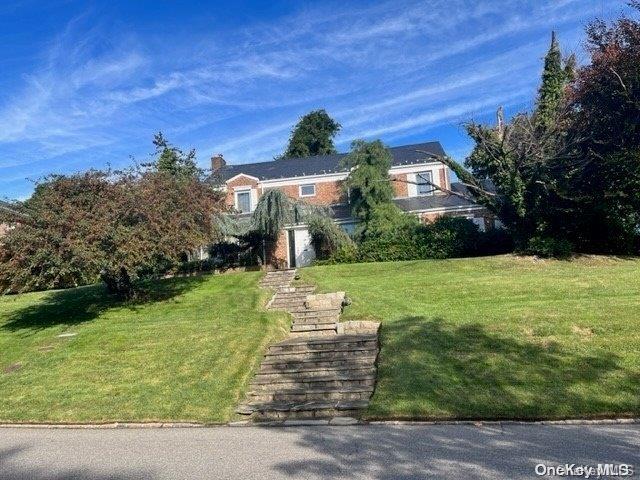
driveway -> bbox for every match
[0,424,638,479]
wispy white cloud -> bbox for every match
[0,0,616,199]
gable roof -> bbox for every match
[217,141,446,182]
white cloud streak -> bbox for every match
[0,0,611,198]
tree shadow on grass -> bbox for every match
[272,316,640,479]
[1,274,210,333]
[369,317,640,420]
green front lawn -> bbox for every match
[301,255,640,420]
[0,272,289,423]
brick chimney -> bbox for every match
[211,154,226,172]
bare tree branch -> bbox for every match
[389,176,476,202]
[414,149,497,200]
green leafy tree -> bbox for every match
[251,189,307,239]
[431,32,580,252]
[0,170,225,297]
[568,3,640,253]
[279,109,341,159]
[153,132,199,177]
[247,189,328,265]
[342,139,401,238]
[460,113,575,249]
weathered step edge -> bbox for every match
[237,269,381,421]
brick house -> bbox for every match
[213,141,492,268]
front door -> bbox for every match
[287,229,297,268]
[293,228,316,267]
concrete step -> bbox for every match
[246,275,379,421]
[260,282,295,288]
[269,304,308,312]
[256,366,376,381]
[264,347,377,363]
[261,275,295,280]
[291,316,340,326]
[291,308,341,319]
[247,386,374,403]
[261,274,296,279]
[277,286,315,293]
[272,292,310,300]
[252,366,376,383]
[261,275,296,282]
[289,330,339,338]
[260,355,377,372]
[269,335,378,353]
[271,294,306,306]
[267,341,378,357]
[291,323,337,333]
[250,376,376,391]
[236,400,369,419]
[287,286,316,293]
[269,301,308,309]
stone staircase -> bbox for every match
[237,269,380,421]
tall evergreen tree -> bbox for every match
[536,32,572,128]
[280,109,341,159]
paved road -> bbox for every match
[0,424,638,479]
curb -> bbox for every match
[0,422,216,429]
[1,418,638,429]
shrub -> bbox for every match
[321,216,512,264]
[314,243,359,265]
[176,258,217,275]
[357,203,418,241]
[476,226,514,256]
[420,216,481,259]
[209,241,244,269]
[524,236,573,258]
[307,215,354,259]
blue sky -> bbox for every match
[0,0,627,199]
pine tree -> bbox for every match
[536,32,563,125]
[536,32,570,128]
[279,110,341,159]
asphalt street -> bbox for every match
[0,423,638,479]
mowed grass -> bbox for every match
[301,255,640,420]
[0,272,289,423]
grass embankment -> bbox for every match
[0,272,289,423]
[301,255,640,420]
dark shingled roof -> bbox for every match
[218,141,446,182]
[393,182,479,212]
[328,183,481,220]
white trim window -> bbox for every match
[235,190,252,213]
[416,171,433,196]
[299,184,316,197]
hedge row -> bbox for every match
[317,217,512,264]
